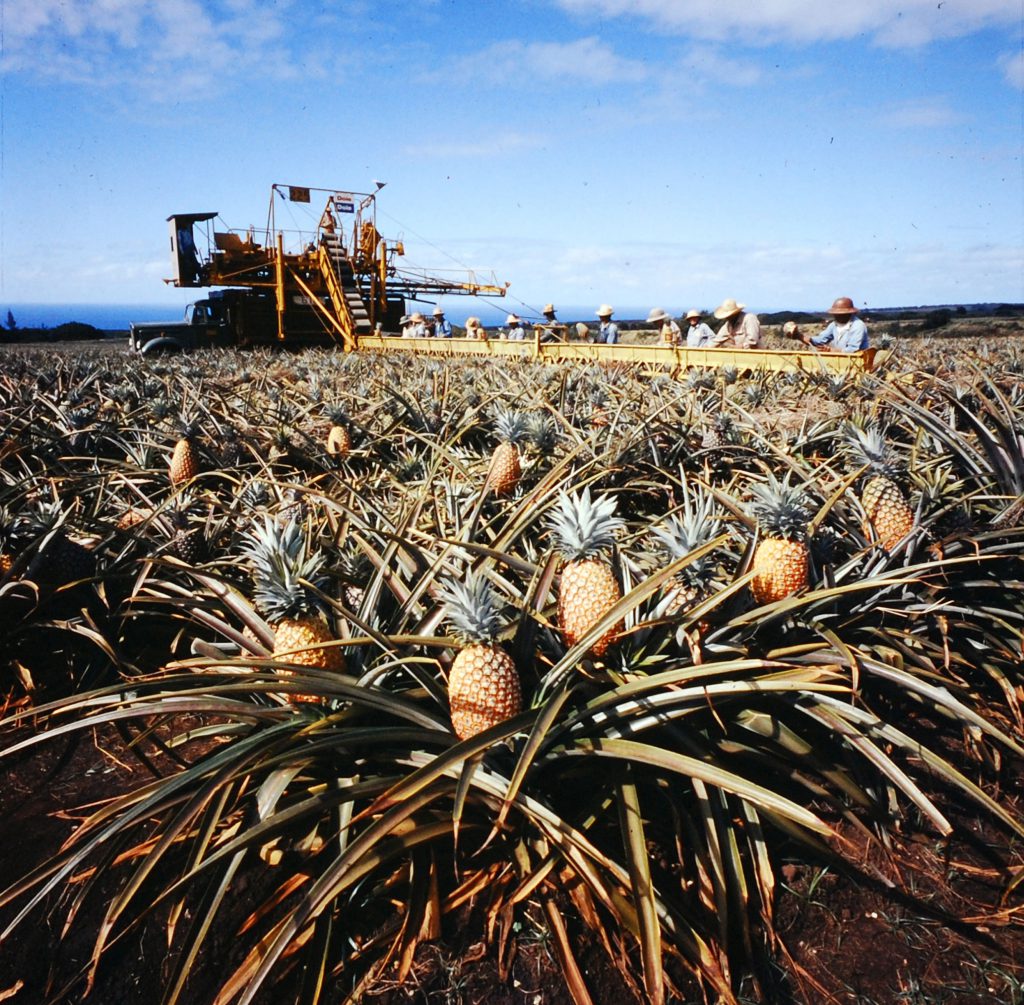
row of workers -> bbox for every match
[646,297,869,354]
[400,297,869,354]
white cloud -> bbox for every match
[0,0,304,99]
[447,37,649,86]
[1000,49,1024,89]
[877,99,967,128]
[413,235,1024,314]
[554,0,1021,48]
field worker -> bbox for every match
[596,305,619,344]
[506,313,528,341]
[464,316,486,340]
[432,306,453,338]
[647,308,681,346]
[684,309,715,348]
[538,303,567,342]
[803,297,869,353]
[405,312,428,338]
[711,298,761,349]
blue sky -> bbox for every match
[1,0,1021,321]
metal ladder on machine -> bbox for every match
[320,233,372,346]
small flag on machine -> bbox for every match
[288,186,311,203]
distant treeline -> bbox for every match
[1,320,107,343]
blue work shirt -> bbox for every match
[433,317,453,338]
[810,317,869,353]
[598,321,619,345]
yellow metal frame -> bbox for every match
[354,335,880,374]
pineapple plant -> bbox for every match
[547,488,625,657]
[169,421,201,486]
[242,517,345,699]
[846,425,914,551]
[748,473,812,605]
[439,571,521,739]
[23,502,95,589]
[651,490,724,616]
[485,407,528,497]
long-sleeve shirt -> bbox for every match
[507,323,528,341]
[711,313,761,349]
[598,321,619,345]
[660,320,682,345]
[809,317,868,353]
[432,318,453,338]
[686,322,715,348]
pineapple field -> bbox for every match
[1,330,1023,1004]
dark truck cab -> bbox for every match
[129,289,280,354]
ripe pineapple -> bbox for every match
[846,425,914,551]
[243,518,344,700]
[169,422,200,486]
[748,474,812,605]
[326,406,352,458]
[485,408,528,497]
[439,572,522,739]
[547,488,625,657]
[651,492,723,615]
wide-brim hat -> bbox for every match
[827,296,859,315]
[684,309,702,321]
[713,298,745,320]
[465,316,482,328]
[432,306,445,316]
[543,303,556,314]
[410,312,425,323]
[506,314,521,324]
[646,308,668,323]
[596,304,614,317]
[399,315,411,325]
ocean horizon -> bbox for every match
[2,299,681,331]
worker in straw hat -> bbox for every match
[710,298,761,349]
[684,309,715,348]
[464,316,487,340]
[595,305,619,344]
[506,313,528,341]
[646,307,681,346]
[537,303,567,342]
[802,296,869,353]
[403,312,428,338]
[431,305,453,338]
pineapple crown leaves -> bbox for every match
[242,517,330,620]
[491,406,529,446]
[438,571,506,645]
[546,487,625,561]
[844,423,905,479]
[326,404,350,427]
[747,473,812,542]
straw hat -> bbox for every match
[399,315,411,325]
[432,306,445,316]
[782,320,801,337]
[646,308,669,324]
[713,298,745,320]
[596,304,614,317]
[684,309,702,321]
[506,313,521,324]
[827,296,858,315]
[465,316,482,328]
[410,312,425,323]
[543,303,556,314]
